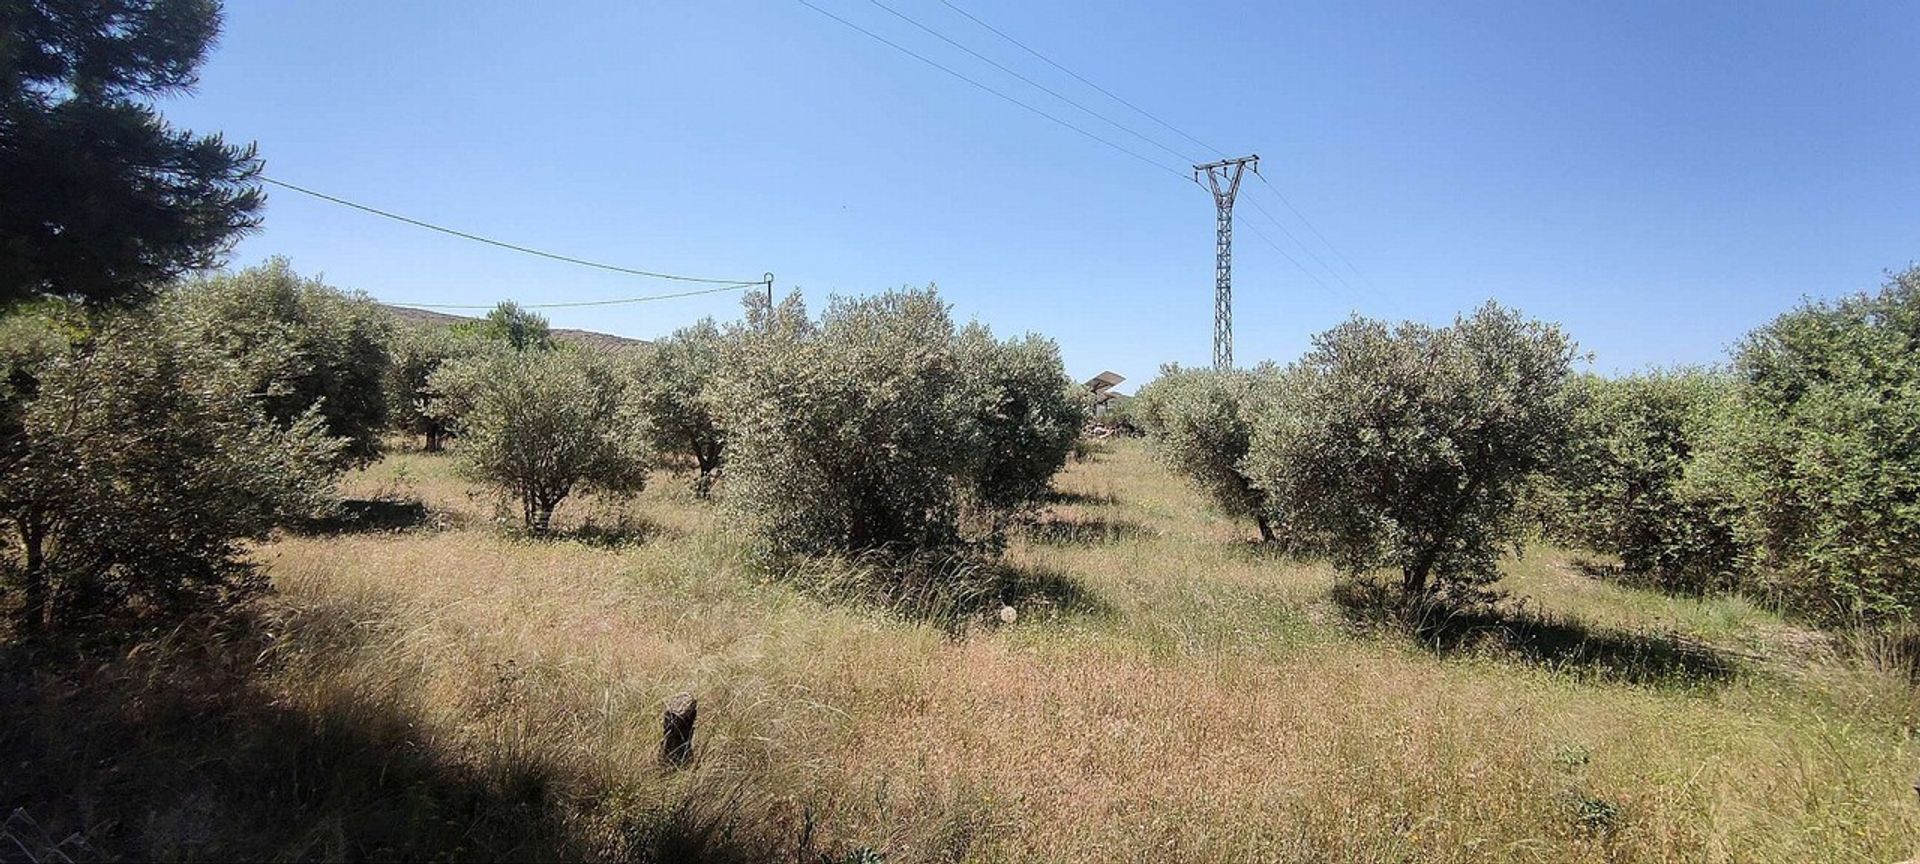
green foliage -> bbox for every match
[165,259,392,465]
[1542,370,1747,592]
[1098,392,1140,434]
[0,306,340,629]
[629,319,728,497]
[715,288,1080,560]
[385,324,500,451]
[1245,303,1578,597]
[472,301,552,352]
[1696,266,1920,620]
[1133,364,1281,541]
[949,324,1089,529]
[0,0,264,306]
[435,348,648,533]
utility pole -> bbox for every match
[1195,155,1258,370]
[762,272,774,306]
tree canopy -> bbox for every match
[715,288,1082,560]
[1134,364,1282,542]
[435,347,648,533]
[1246,303,1578,598]
[630,319,729,497]
[0,0,263,307]
[166,259,393,465]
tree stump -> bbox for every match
[661,691,698,767]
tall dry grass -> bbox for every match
[4,439,1917,861]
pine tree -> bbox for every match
[0,0,264,306]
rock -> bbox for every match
[998,605,1018,624]
[661,691,697,767]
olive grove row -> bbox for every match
[1,260,1086,630]
[1135,267,1920,623]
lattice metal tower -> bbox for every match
[1195,155,1258,370]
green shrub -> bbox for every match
[167,258,392,465]
[435,348,648,533]
[629,319,729,497]
[1544,370,1747,592]
[1133,364,1281,542]
[714,288,1080,560]
[1245,303,1578,598]
[1697,266,1920,620]
[1,307,340,629]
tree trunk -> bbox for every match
[691,440,720,500]
[20,518,47,634]
[1401,559,1431,597]
[530,500,555,534]
[1254,512,1276,544]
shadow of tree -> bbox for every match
[1329,580,1737,686]
[0,609,776,863]
[776,551,1112,635]
[542,514,672,549]
[1567,557,1734,600]
[1025,514,1155,546]
[288,497,440,535]
[988,562,1113,620]
[1042,489,1118,507]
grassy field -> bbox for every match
[5,439,1918,862]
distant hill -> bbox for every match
[379,304,648,351]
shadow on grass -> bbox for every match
[778,551,1112,635]
[1042,489,1118,507]
[544,514,671,549]
[1330,580,1737,686]
[0,609,779,863]
[990,562,1112,620]
[1567,557,1736,600]
[288,497,439,535]
[1025,513,1155,546]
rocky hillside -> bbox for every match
[380,304,647,350]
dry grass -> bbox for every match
[4,439,1918,861]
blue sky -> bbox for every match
[167,0,1918,387]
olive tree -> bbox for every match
[714,288,1079,559]
[1,308,340,630]
[434,348,648,533]
[629,319,728,497]
[1246,303,1577,599]
[950,324,1089,539]
[386,324,499,451]
[166,258,392,465]
[1133,364,1281,542]
[474,301,551,352]
[1543,370,1746,593]
[1694,266,1920,620]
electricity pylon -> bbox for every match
[1195,155,1258,370]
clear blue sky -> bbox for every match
[166,0,1918,387]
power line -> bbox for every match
[932,0,1383,297]
[794,0,1186,181]
[1252,171,1376,293]
[388,283,753,310]
[262,177,763,286]
[1235,212,1344,304]
[1241,191,1365,302]
[938,0,1224,160]
[864,0,1197,165]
